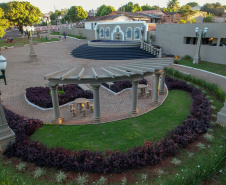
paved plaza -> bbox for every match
[0,38,168,125]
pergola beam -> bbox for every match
[92,67,98,80]
[60,68,76,80]
[100,67,116,78]
[44,68,68,80]
[78,68,85,80]
[115,65,144,75]
[109,67,132,77]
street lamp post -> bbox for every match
[46,18,52,40]
[23,26,37,62]
[0,54,15,152]
[193,26,208,64]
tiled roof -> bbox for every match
[85,14,124,22]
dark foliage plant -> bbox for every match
[26,84,93,108]
[4,76,211,173]
[102,78,148,93]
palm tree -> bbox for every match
[167,0,180,12]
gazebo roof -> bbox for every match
[44,58,173,85]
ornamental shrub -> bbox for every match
[4,76,211,173]
[26,84,93,108]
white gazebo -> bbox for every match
[44,58,173,124]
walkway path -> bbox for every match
[0,38,167,125]
[172,64,226,92]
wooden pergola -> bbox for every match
[44,58,173,124]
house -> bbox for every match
[108,11,162,23]
[85,14,133,30]
[136,10,169,22]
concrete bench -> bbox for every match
[106,82,114,88]
[78,84,90,91]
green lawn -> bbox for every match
[0,37,59,47]
[30,90,192,152]
[51,32,86,39]
[175,59,226,77]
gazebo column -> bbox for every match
[152,73,161,104]
[91,84,101,123]
[49,84,63,124]
[131,80,139,115]
[159,69,166,94]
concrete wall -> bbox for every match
[155,23,226,64]
[60,27,95,40]
[96,21,148,41]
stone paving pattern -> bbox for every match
[0,38,167,125]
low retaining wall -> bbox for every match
[60,27,95,40]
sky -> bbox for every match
[0,0,225,13]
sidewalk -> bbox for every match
[172,64,226,92]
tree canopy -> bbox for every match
[96,5,116,16]
[186,2,199,7]
[0,8,9,37]
[167,0,180,12]
[3,1,41,32]
[178,5,196,18]
[100,6,115,16]
[201,3,225,16]
[141,4,160,11]
[67,6,87,22]
[118,2,142,12]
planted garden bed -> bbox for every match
[26,84,93,108]
[4,76,213,173]
[102,78,148,93]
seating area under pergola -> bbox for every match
[45,58,173,124]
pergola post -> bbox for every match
[49,84,63,124]
[152,73,160,104]
[0,96,15,152]
[131,80,139,115]
[159,69,166,94]
[91,84,101,123]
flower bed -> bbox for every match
[4,76,211,173]
[26,84,93,108]
[102,78,147,93]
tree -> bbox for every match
[118,2,142,12]
[203,13,214,23]
[186,2,199,7]
[178,5,196,20]
[4,1,41,34]
[96,5,107,16]
[100,6,115,16]
[201,3,224,16]
[50,13,56,21]
[67,6,87,22]
[167,0,180,12]
[141,4,152,10]
[0,8,9,38]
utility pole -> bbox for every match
[54,5,57,26]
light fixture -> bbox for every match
[0,54,7,85]
[195,27,199,37]
[140,26,144,35]
[203,26,208,37]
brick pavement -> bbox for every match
[0,38,168,125]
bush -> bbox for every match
[26,84,93,108]
[166,68,226,102]
[183,55,191,59]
